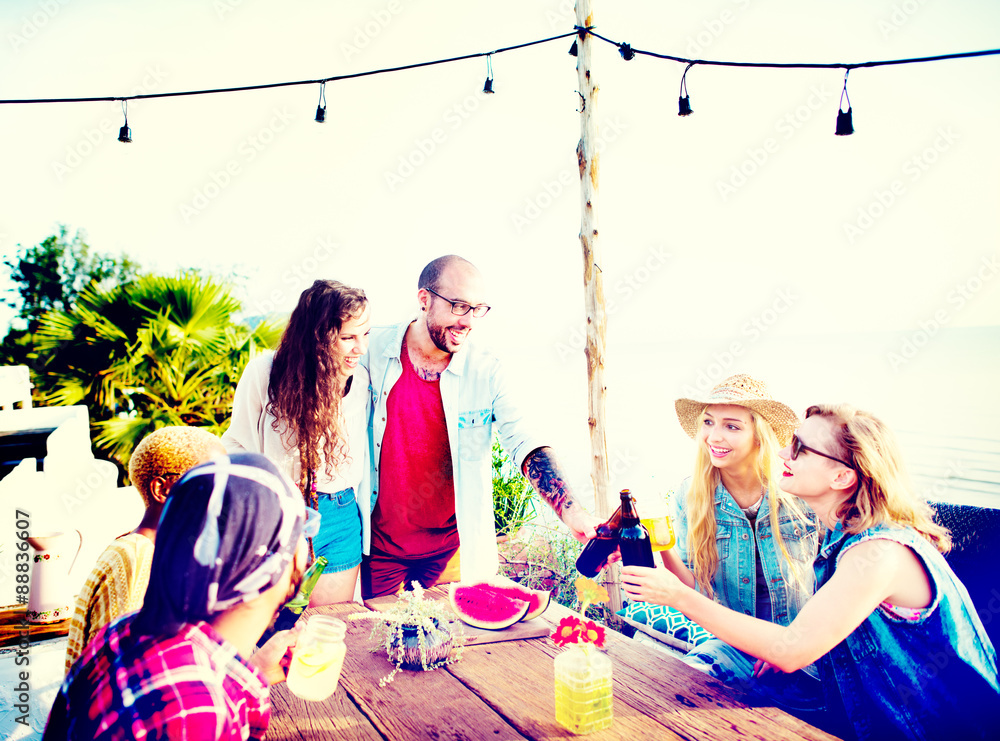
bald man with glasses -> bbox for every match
[360,255,600,598]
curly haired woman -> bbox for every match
[224,279,371,604]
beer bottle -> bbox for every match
[619,489,655,568]
[257,556,328,647]
[575,505,623,578]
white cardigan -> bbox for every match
[222,352,372,541]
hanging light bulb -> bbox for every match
[315,81,327,123]
[483,53,495,94]
[678,63,694,116]
[117,100,131,143]
[618,43,634,61]
[835,69,854,136]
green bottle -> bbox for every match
[257,556,328,647]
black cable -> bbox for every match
[0,27,997,106]
[585,29,1000,70]
[0,31,578,105]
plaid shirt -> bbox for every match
[45,614,270,741]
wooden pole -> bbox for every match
[574,2,620,613]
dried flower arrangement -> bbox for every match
[350,582,464,686]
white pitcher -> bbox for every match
[26,530,83,624]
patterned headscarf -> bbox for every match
[134,452,320,637]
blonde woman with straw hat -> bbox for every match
[625,404,999,740]
[660,374,822,715]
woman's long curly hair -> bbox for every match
[267,279,368,506]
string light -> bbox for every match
[315,81,327,123]
[117,100,131,143]
[836,69,854,136]
[0,29,993,144]
[483,54,494,94]
[678,63,694,116]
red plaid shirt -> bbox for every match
[44,614,270,740]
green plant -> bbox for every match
[498,523,597,615]
[492,438,536,537]
[349,583,463,686]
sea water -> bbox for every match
[494,326,1000,513]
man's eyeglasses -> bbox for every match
[424,287,491,318]
[791,434,853,469]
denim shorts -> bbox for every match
[313,487,362,572]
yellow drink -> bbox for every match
[286,616,347,702]
[554,644,613,734]
[640,515,675,551]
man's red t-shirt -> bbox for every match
[371,335,459,558]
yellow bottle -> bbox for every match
[554,643,613,734]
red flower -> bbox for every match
[580,620,606,648]
[552,616,583,647]
[550,616,607,647]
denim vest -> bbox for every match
[669,479,818,626]
[814,522,1000,740]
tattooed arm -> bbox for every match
[522,447,601,543]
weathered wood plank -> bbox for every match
[284,600,529,741]
[537,601,839,741]
[449,637,687,740]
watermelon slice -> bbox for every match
[449,583,528,630]
[467,582,551,621]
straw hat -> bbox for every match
[674,374,799,446]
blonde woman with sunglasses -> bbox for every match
[625,404,999,740]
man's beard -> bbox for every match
[428,322,458,354]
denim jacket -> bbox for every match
[814,522,999,740]
[669,478,818,627]
[362,320,546,581]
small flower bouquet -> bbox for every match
[551,577,609,649]
[552,577,614,733]
[350,582,463,686]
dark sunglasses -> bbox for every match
[791,434,853,469]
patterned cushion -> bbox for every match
[616,601,715,652]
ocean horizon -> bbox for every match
[492,325,1000,513]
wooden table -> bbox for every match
[268,587,839,740]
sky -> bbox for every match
[2,0,999,502]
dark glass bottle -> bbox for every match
[619,489,655,568]
[575,504,623,578]
[257,556,328,647]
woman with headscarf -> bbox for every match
[44,453,319,741]
[223,279,371,604]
